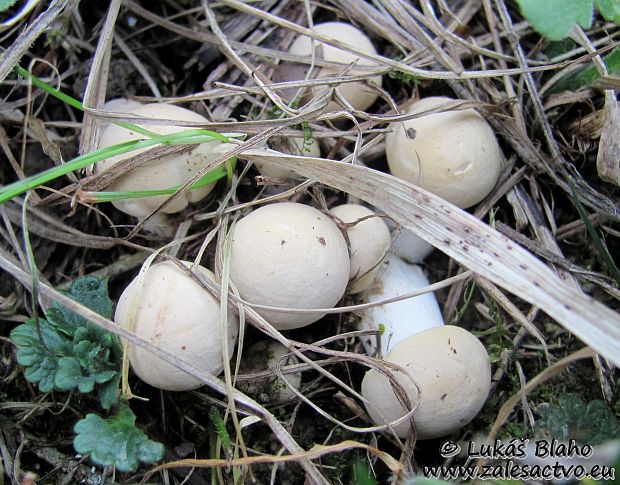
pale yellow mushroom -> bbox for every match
[287,21,382,113]
[96,103,221,218]
[230,202,350,330]
[361,325,491,439]
[386,96,503,208]
[329,204,391,293]
[115,261,239,391]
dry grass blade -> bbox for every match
[0,250,329,485]
[232,147,620,367]
[0,0,72,84]
[143,439,404,480]
[78,0,122,157]
[596,90,620,186]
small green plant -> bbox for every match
[0,0,18,13]
[387,70,420,87]
[353,459,378,485]
[74,404,164,473]
[535,394,620,444]
[10,275,165,472]
[517,0,620,92]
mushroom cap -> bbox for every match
[102,97,143,114]
[287,21,382,112]
[96,103,221,217]
[361,325,491,439]
[115,261,239,391]
[385,218,435,263]
[385,96,503,208]
[257,136,321,179]
[230,202,350,330]
[238,340,302,403]
[329,204,391,293]
[358,256,444,356]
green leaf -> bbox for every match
[0,0,18,14]
[98,375,121,411]
[10,319,71,393]
[54,357,116,393]
[550,45,620,93]
[535,394,620,445]
[74,404,165,472]
[517,0,594,40]
[10,275,120,408]
[53,276,113,328]
[596,0,620,23]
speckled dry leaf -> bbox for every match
[228,145,620,367]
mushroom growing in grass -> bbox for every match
[329,203,391,294]
[386,96,503,208]
[230,202,350,330]
[284,21,383,113]
[238,340,302,403]
[361,325,491,439]
[256,135,321,181]
[358,255,444,356]
[115,261,239,391]
[95,103,223,219]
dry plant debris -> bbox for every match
[0,0,619,484]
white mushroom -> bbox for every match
[115,261,239,391]
[238,340,302,403]
[102,97,143,115]
[230,202,350,330]
[386,96,503,208]
[358,256,444,356]
[385,219,435,263]
[361,325,491,439]
[257,136,321,180]
[286,21,382,112]
[96,103,222,218]
[329,204,391,293]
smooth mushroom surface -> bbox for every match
[115,261,239,391]
[361,325,491,439]
[230,202,350,330]
[238,340,301,403]
[257,136,321,180]
[285,21,382,112]
[386,219,435,263]
[386,96,503,208]
[96,103,222,218]
[358,255,444,356]
[329,204,391,294]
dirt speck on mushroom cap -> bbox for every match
[230,202,350,330]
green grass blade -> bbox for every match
[568,177,620,286]
[82,159,237,203]
[0,130,229,204]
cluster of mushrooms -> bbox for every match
[100,21,504,441]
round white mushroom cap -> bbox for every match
[358,256,444,356]
[102,97,143,114]
[329,204,391,294]
[361,325,491,439]
[96,103,221,217]
[115,261,239,391]
[238,340,301,403]
[230,202,350,330]
[287,21,382,113]
[386,96,503,208]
